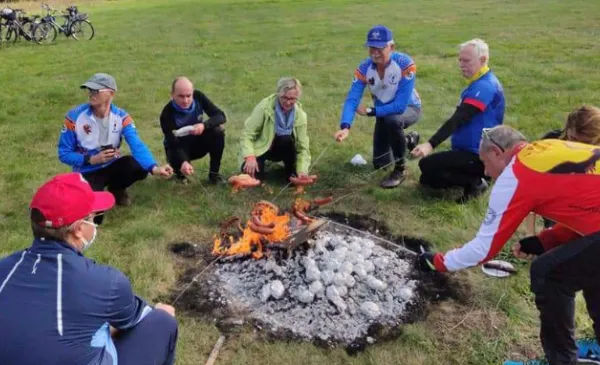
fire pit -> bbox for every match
[171,204,465,353]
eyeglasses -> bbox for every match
[482,128,505,152]
[279,95,298,103]
[86,88,111,96]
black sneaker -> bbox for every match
[380,169,405,189]
[456,178,489,203]
[208,172,220,185]
[110,189,131,207]
[406,131,420,152]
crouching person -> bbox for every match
[239,77,311,182]
[160,77,226,184]
[58,73,173,221]
[0,173,178,365]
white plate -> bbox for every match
[481,260,515,278]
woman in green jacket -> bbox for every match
[239,77,311,182]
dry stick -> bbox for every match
[273,139,336,202]
[171,253,224,305]
[204,335,226,365]
[448,305,476,331]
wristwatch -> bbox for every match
[366,107,376,116]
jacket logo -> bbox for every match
[368,77,375,85]
[389,74,398,85]
[483,207,497,225]
[83,124,92,135]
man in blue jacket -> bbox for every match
[334,25,422,188]
[411,39,505,203]
[0,173,178,365]
[58,73,173,211]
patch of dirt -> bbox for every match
[167,212,471,355]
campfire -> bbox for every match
[200,202,423,350]
[212,198,331,259]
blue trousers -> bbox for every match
[114,309,178,365]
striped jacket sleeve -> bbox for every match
[434,159,534,272]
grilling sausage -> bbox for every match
[313,196,333,206]
[248,221,275,234]
[251,215,275,229]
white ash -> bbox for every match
[213,230,418,344]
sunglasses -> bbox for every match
[86,88,111,96]
[482,128,505,152]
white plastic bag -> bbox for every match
[350,154,367,166]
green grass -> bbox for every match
[1,0,600,363]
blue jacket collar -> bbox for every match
[29,238,83,257]
[171,99,196,114]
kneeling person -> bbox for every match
[239,77,311,182]
[58,73,173,212]
[160,77,226,184]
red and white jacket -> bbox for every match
[434,139,600,272]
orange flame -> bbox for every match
[212,203,291,259]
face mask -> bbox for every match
[80,220,97,251]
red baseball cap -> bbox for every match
[30,173,115,228]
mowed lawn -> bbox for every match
[1,0,600,364]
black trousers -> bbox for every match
[530,231,600,365]
[372,106,421,170]
[242,135,297,180]
[165,126,225,177]
[418,150,485,189]
[83,155,148,192]
[83,156,148,224]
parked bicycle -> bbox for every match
[1,8,37,46]
[32,3,94,44]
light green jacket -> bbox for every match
[238,94,311,174]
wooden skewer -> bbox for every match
[204,335,226,365]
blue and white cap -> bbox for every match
[365,25,393,48]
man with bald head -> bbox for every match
[159,77,226,184]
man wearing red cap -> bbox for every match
[0,173,178,365]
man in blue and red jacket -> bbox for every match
[411,39,505,203]
[334,25,422,189]
[0,173,178,365]
[58,73,173,212]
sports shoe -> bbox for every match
[406,131,420,152]
[578,337,600,363]
[208,172,220,185]
[380,169,404,189]
[110,189,131,207]
[456,178,489,204]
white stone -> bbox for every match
[266,260,284,277]
[314,241,327,254]
[321,270,335,285]
[362,247,373,259]
[336,285,348,297]
[305,266,321,282]
[360,301,380,319]
[345,275,356,287]
[270,280,285,299]
[366,276,387,291]
[333,273,347,287]
[374,257,389,269]
[333,246,348,261]
[363,239,375,249]
[302,257,316,269]
[326,285,340,299]
[260,283,271,302]
[326,258,341,272]
[298,289,315,304]
[398,287,414,301]
[309,280,324,295]
[353,263,368,279]
[363,261,375,273]
[340,261,353,275]
[349,241,362,253]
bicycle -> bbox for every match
[32,4,94,44]
[0,8,37,46]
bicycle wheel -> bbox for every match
[21,20,34,41]
[33,22,57,45]
[2,26,18,46]
[69,19,94,41]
